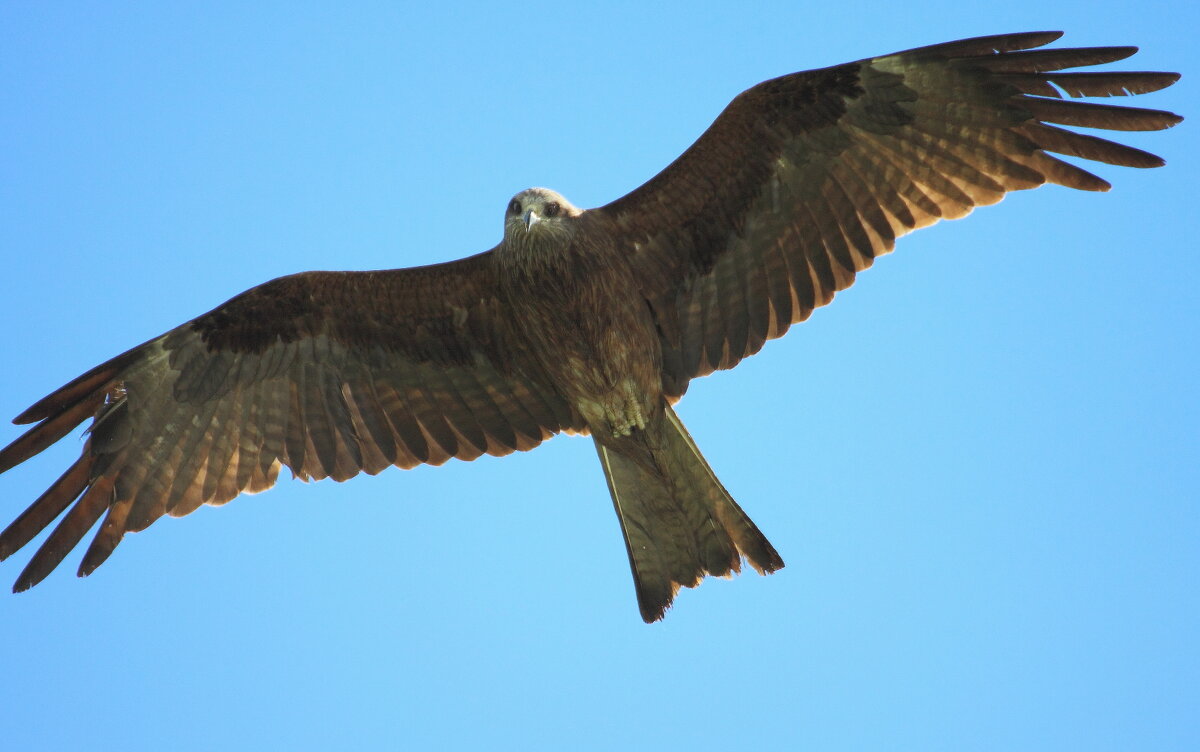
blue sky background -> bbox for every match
[1,3,1195,750]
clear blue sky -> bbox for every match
[1,3,1195,750]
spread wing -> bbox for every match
[595,31,1182,397]
[0,251,579,591]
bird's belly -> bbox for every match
[519,291,663,440]
[563,356,656,439]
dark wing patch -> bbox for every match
[0,252,579,591]
[596,31,1181,394]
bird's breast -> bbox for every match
[499,240,664,439]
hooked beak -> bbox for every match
[523,209,539,231]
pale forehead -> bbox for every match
[512,187,569,204]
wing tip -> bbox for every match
[1023,30,1065,48]
[1108,45,1140,62]
[903,30,1064,59]
[13,407,43,426]
[13,570,40,594]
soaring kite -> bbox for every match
[0,32,1181,621]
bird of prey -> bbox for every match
[0,32,1181,622]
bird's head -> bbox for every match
[503,187,582,249]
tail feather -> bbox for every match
[595,403,783,622]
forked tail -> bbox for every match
[594,403,784,622]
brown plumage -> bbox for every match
[0,32,1181,621]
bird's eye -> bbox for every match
[508,199,521,214]
[544,202,560,218]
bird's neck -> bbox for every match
[498,226,579,277]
